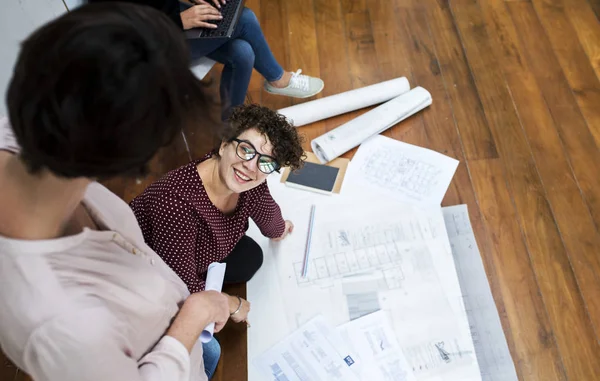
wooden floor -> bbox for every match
[3,0,600,380]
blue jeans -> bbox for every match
[203,337,221,379]
[181,4,284,119]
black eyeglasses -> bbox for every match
[231,138,280,174]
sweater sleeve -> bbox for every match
[23,309,206,381]
[144,191,205,292]
[248,182,286,239]
[89,0,184,29]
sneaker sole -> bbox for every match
[263,83,325,99]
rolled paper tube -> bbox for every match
[200,262,227,343]
[311,87,433,163]
[278,77,410,127]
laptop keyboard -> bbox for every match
[202,0,243,38]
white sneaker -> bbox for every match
[264,69,324,98]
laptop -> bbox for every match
[184,0,246,39]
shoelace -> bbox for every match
[288,69,310,91]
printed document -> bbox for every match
[254,315,360,381]
[344,135,458,205]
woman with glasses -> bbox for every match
[130,104,304,368]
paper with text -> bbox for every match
[337,311,416,381]
[254,315,360,381]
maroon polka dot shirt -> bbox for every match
[130,156,285,292]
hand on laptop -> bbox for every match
[181,3,223,30]
[191,0,226,10]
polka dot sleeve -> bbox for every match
[146,191,205,293]
[248,182,286,239]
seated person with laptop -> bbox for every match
[92,0,324,120]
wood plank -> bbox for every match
[0,353,18,381]
[340,0,366,13]
[508,1,600,232]
[469,159,566,381]
[589,0,600,21]
[213,283,248,381]
[246,0,262,106]
[490,0,600,339]
[557,0,600,80]
[285,0,321,106]
[530,0,600,147]
[260,0,291,110]
[369,0,427,147]
[450,1,600,379]
[424,0,499,161]
[302,0,353,145]
[342,10,382,88]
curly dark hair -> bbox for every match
[218,104,305,171]
[7,3,208,179]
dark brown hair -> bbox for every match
[7,2,208,179]
[218,104,305,171]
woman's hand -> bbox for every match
[180,4,223,30]
[225,293,251,325]
[166,290,230,352]
[191,0,226,10]
[272,220,294,241]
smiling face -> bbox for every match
[217,128,276,194]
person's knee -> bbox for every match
[203,338,221,378]
[206,338,221,360]
[247,239,264,278]
[238,7,259,28]
[229,40,255,70]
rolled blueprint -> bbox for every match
[200,262,227,343]
[311,86,432,163]
[278,77,410,127]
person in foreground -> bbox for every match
[130,104,304,325]
[0,4,228,381]
[91,0,324,119]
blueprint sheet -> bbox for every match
[247,174,482,381]
[443,205,518,381]
[343,135,458,206]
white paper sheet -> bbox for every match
[278,77,410,127]
[337,311,416,381]
[200,262,226,343]
[247,174,482,381]
[254,315,360,381]
[443,205,518,381]
[343,135,459,206]
[310,87,432,163]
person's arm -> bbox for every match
[24,294,228,381]
[248,182,286,239]
[165,291,230,352]
[147,191,205,292]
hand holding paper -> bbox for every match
[200,262,227,343]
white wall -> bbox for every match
[0,0,68,116]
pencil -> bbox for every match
[301,205,316,278]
